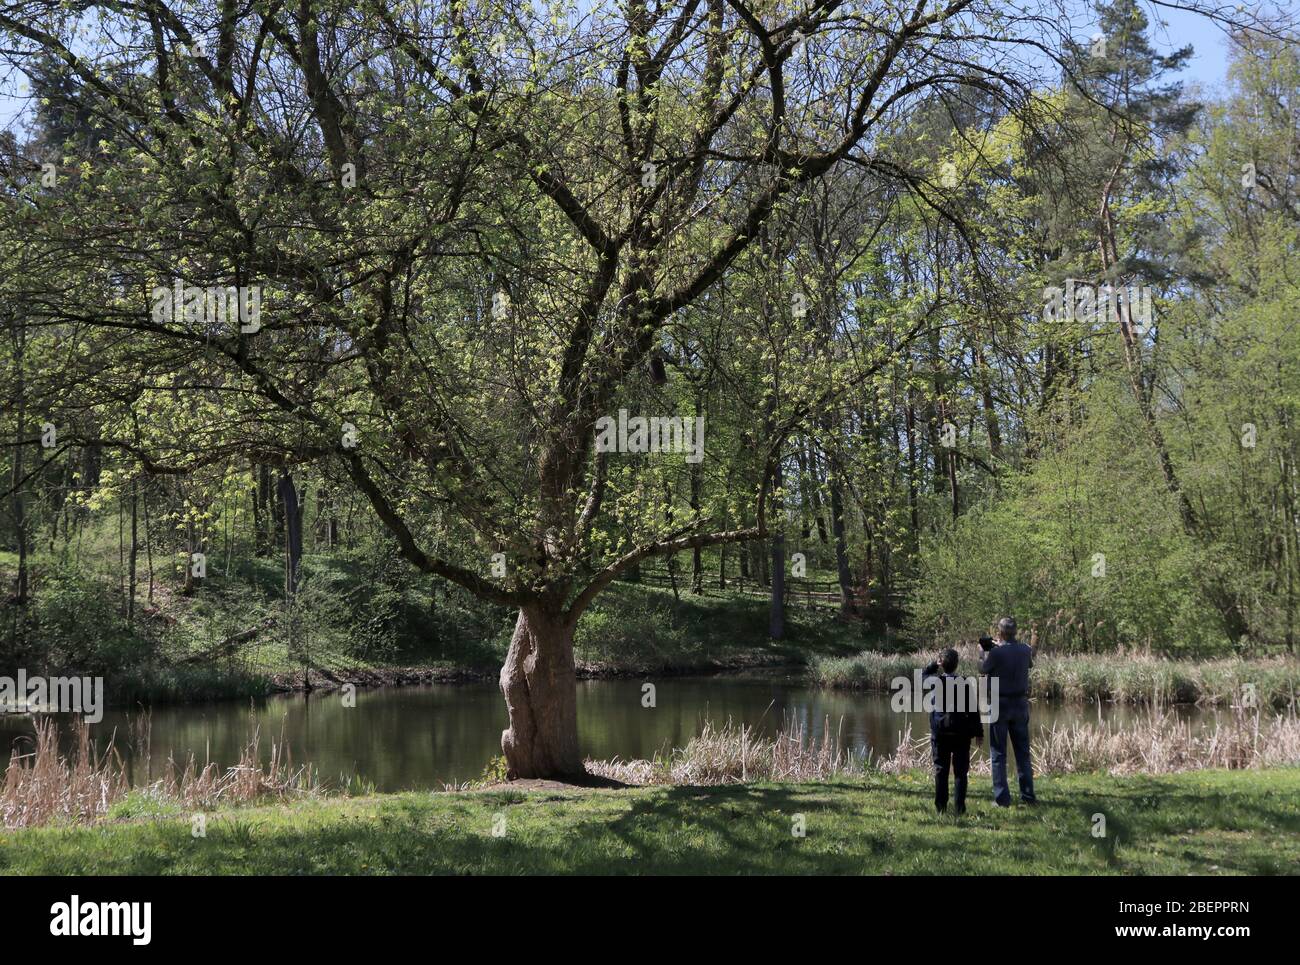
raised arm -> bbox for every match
[979,647,998,676]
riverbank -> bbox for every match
[93,651,788,705]
[13,546,1300,712]
[33,578,875,706]
[15,547,1297,711]
[272,646,1300,705]
[263,650,804,695]
[812,648,1300,710]
[3,768,1296,875]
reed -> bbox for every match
[1,716,320,829]
[586,717,864,786]
[0,717,128,829]
[879,706,1300,775]
[588,706,1300,786]
[812,649,1300,710]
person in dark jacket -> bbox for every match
[979,616,1037,806]
[922,648,983,814]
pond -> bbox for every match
[0,670,1214,791]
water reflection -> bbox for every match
[0,671,1210,792]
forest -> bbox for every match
[1,0,1297,787]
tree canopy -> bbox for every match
[3,0,1296,778]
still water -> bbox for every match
[0,671,1211,791]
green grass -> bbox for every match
[3,769,1297,875]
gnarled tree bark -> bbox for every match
[499,604,583,780]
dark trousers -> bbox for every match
[989,697,1036,805]
[930,733,971,813]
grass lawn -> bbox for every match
[3,768,1297,875]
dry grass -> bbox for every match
[9,706,1296,827]
[586,717,864,786]
[589,707,1300,786]
[879,707,1300,776]
[0,717,129,829]
[1,716,320,828]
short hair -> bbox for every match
[998,616,1017,637]
[940,648,959,673]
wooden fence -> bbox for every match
[631,564,903,615]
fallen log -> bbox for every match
[181,617,277,664]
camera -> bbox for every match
[978,635,995,651]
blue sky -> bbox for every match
[1138,2,1236,95]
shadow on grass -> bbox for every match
[7,772,1299,876]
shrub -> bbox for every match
[25,557,156,677]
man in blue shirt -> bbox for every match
[979,616,1037,807]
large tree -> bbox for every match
[3,0,1273,776]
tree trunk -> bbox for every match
[499,605,583,779]
[127,479,138,621]
[769,457,785,640]
[829,466,855,617]
[10,323,28,606]
[1279,428,1297,653]
[795,445,812,540]
[926,335,945,496]
[905,382,919,537]
[663,480,680,601]
[1099,194,1250,643]
[182,511,197,595]
[975,343,1002,458]
[821,412,856,618]
[807,445,829,544]
[939,398,958,520]
[118,488,125,600]
[271,467,286,543]
[279,472,303,596]
[143,481,155,604]
[317,486,340,548]
[253,464,270,556]
[690,398,704,593]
